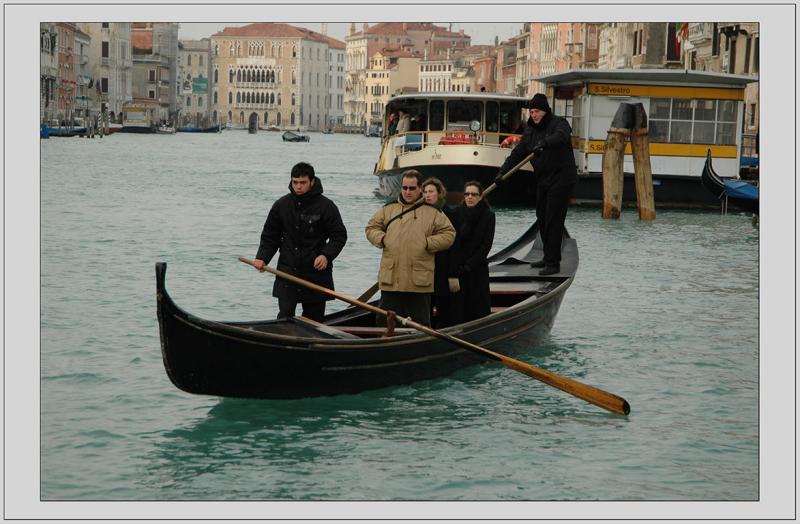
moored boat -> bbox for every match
[156,125,176,134]
[701,149,758,214]
[156,221,578,399]
[373,93,533,205]
[282,130,310,142]
[177,124,222,133]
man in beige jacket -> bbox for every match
[365,170,456,327]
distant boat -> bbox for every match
[42,125,87,137]
[701,149,759,214]
[322,128,334,135]
[176,124,221,133]
[266,125,281,132]
[282,130,310,142]
[156,125,176,134]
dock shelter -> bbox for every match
[532,69,757,207]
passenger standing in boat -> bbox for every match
[252,162,348,322]
[395,109,411,135]
[496,93,577,276]
[454,181,495,322]
[421,177,462,328]
[365,170,456,327]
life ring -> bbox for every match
[500,135,521,148]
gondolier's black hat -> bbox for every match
[528,93,551,112]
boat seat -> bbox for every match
[490,306,508,314]
[336,326,418,338]
[292,316,361,339]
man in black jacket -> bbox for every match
[496,93,577,276]
[252,162,347,321]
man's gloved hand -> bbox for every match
[448,277,461,293]
[494,171,506,186]
[532,140,546,154]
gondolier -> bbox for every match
[252,162,347,321]
[496,93,578,276]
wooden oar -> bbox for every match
[355,281,380,303]
[239,256,631,416]
[482,150,536,198]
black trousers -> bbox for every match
[377,291,431,327]
[535,182,575,266]
[278,299,326,322]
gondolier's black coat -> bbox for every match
[499,112,577,266]
[256,178,347,303]
[454,199,495,322]
[433,204,462,297]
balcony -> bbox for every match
[688,22,712,44]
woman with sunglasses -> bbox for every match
[454,181,496,322]
[421,177,462,328]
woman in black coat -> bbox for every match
[421,177,462,328]
[455,181,495,322]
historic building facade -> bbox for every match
[211,23,344,130]
[345,23,471,128]
[40,23,59,123]
[131,22,179,121]
[177,38,212,126]
[78,22,133,124]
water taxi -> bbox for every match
[534,69,758,208]
[372,93,534,205]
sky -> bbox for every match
[177,22,523,46]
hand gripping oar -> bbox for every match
[239,257,631,415]
[482,150,536,198]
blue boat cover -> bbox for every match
[723,180,759,201]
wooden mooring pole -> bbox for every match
[630,103,656,220]
[601,104,633,219]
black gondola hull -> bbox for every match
[156,222,577,399]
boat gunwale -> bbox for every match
[158,273,573,349]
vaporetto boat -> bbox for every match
[373,92,535,206]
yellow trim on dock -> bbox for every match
[587,83,745,101]
[573,137,738,158]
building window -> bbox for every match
[149,70,156,82]
[101,41,109,58]
[649,97,738,145]
[198,97,203,107]
[101,22,109,28]
[214,69,218,83]
[711,23,719,56]
[292,46,296,58]
[214,92,218,104]
[187,54,192,66]
[228,91,232,104]
[186,96,191,107]
[753,37,759,73]
[101,77,108,93]
[149,90,156,99]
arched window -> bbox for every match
[245,92,250,103]
[214,69,218,83]
[229,70,234,83]
[214,45,218,57]
[261,92,266,104]
[277,93,281,105]
[236,92,241,103]
[292,45,296,58]
[263,111,268,123]
[291,93,295,105]
[246,70,251,83]
[292,70,296,85]
[228,91,232,104]
[227,110,232,123]
[236,70,241,82]
[276,112,281,126]
[291,112,295,125]
[229,45,233,57]
[270,93,275,104]
[271,45,275,57]
[214,91,218,105]
[239,111,244,124]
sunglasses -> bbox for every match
[401,185,418,191]
[464,191,481,197]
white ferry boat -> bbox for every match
[372,93,534,205]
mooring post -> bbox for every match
[601,103,632,219]
[630,103,656,220]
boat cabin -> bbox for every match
[533,69,758,179]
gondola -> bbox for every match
[176,124,222,133]
[156,221,578,400]
[281,130,310,142]
[701,149,759,214]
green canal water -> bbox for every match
[28,131,769,514]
